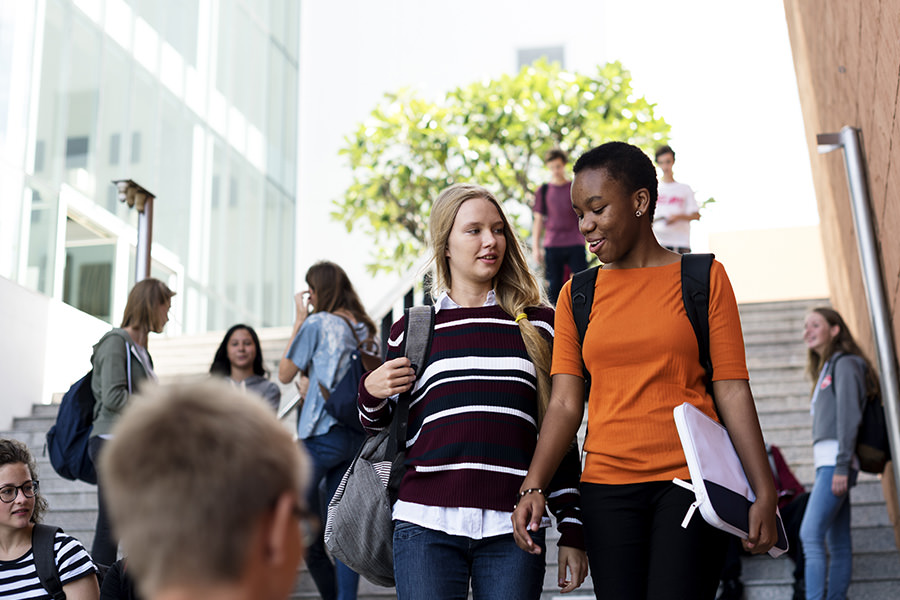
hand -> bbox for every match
[742,498,777,555]
[363,357,416,398]
[294,291,311,321]
[832,473,849,496]
[557,546,588,593]
[511,492,546,555]
[532,247,544,265]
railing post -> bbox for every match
[817,126,900,516]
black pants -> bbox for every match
[581,481,729,600]
[544,244,588,303]
[719,491,809,584]
[88,436,118,566]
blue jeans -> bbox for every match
[302,424,365,600]
[800,466,857,600]
[392,521,546,600]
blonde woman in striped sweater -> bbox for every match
[360,183,587,599]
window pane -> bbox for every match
[96,45,131,212]
[24,186,58,296]
[32,0,65,179]
[64,15,102,193]
[155,96,192,259]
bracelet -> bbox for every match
[513,488,545,509]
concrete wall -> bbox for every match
[0,275,108,429]
[783,0,900,358]
[709,226,830,304]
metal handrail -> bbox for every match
[817,126,900,516]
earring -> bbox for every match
[635,210,643,218]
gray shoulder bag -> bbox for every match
[323,305,435,587]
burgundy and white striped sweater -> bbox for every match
[358,304,585,549]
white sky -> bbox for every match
[297,0,816,299]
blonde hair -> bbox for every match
[429,183,552,423]
[120,278,175,333]
[99,381,309,597]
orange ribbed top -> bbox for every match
[553,260,749,485]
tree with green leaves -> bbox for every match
[334,59,670,274]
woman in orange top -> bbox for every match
[512,142,777,599]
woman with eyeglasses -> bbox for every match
[0,438,99,599]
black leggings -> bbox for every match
[581,480,729,600]
[88,436,118,566]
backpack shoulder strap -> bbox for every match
[680,253,715,394]
[32,524,66,600]
[571,266,599,346]
[571,266,599,399]
[386,307,435,454]
[386,306,435,492]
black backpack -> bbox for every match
[33,524,66,600]
[571,253,715,401]
[320,316,383,433]
[33,524,106,599]
[833,354,891,474]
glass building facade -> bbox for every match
[0,0,299,333]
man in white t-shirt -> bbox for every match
[653,145,700,253]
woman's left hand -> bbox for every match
[832,473,849,496]
[557,546,588,593]
[743,498,778,555]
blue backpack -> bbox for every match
[46,372,98,484]
[46,336,132,484]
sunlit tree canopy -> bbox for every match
[333,59,670,274]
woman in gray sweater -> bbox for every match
[89,278,175,566]
[209,324,281,411]
[800,307,877,600]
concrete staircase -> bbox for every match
[738,299,900,600]
[3,299,898,599]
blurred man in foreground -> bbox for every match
[99,380,312,600]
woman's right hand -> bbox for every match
[512,492,547,555]
[293,291,311,321]
[364,357,416,398]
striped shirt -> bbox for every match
[359,303,585,549]
[0,530,96,599]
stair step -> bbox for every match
[10,297,899,599]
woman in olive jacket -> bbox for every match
[89,278,175,566]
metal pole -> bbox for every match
[136,196,153,282]
[817,126,900,513]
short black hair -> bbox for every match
[573,142,658,222]
[654,145,675,161]
[544,148,568,164]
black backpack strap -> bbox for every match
[571,266,599,399]
[33,524,66,600]
[681,254,715,396]
[386,306,435,493]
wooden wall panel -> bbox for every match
[783,0,900,361]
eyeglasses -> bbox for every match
[0,481,39,503]
[293,506,320,548]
